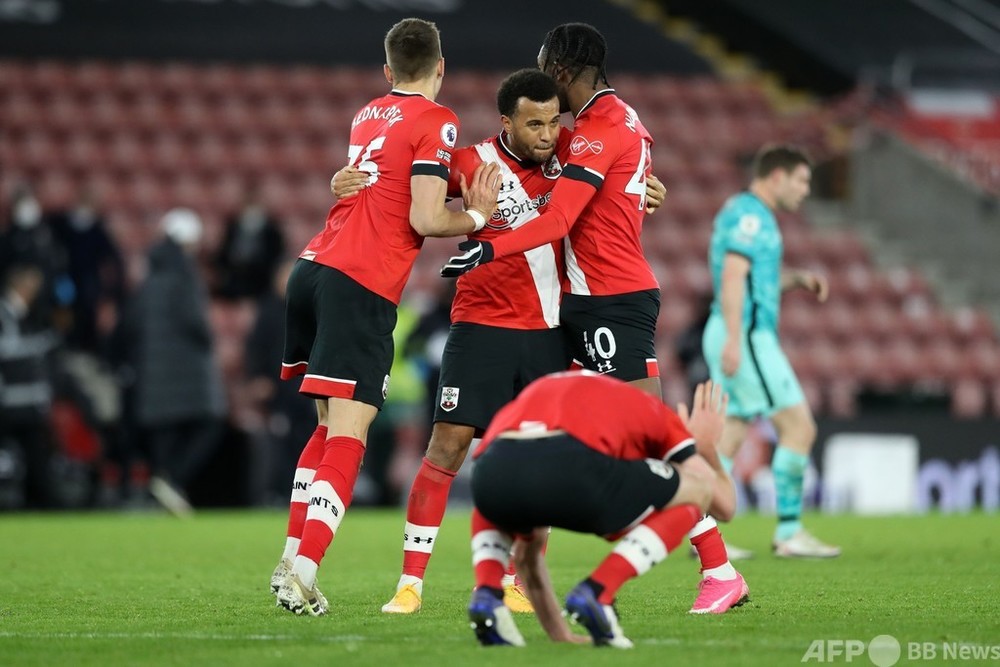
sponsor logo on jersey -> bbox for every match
[542,155,563,179]
[490,191,552,229]
[440,386,459,411]
[570,135,604,156]
[441,122,458,148]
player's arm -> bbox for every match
[720,252,750,377]
[677,381,736,521]
[330,165,369,200]
[781,268,829,302]
[511,529,591,645]
[409,161,501,238]
[440,173,597,277]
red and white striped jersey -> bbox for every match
[475,371,695,462]
[448,129,572,329]
[301,90,459,305]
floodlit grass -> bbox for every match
[0,510,996,666]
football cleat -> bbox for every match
[276,573,327,616]
[564,582,633,649]
[689,573,750,614]
[773,529,841,558]
[503,582,534,613]
[381,583,422,614]
[271,559,328,610]
[468,587,526,647]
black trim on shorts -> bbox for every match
[562,164,603,189]
[411,163,449,180]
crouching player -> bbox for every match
[466,373,745,648]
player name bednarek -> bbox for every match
[353,104,404,128]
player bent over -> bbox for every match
[466,373,746,648]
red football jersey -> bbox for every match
[301,90,459,304]
[488,90,659,297]
[448,130,571,329]
[475,371,695,462]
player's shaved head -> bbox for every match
[384,18,442,83]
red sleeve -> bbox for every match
[560,114,622,189]
[411,106,460,181]
[639,396,695,461]
[447,146,482,198]
[488,170,597,259]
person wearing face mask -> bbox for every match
[48,187,125,355]
[0,186,71,332]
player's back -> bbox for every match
[562,91,657,297]
[477,371,688,461]
[708,192,783,330]
[302,91,459,305]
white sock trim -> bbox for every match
[703,562,738,581]
[471,529,513,567]
[403,521,440,554]
[291,467,315,504]
[305,480,346,533]
[613,524,667,576]
[292,555,319,590]
[281,537,300,562]
[688,514,717,539]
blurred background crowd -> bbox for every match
[1,0,998,513]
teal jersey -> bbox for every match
[708,192,783,331]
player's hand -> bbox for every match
[798,270,829,303]
[645,174,667,213]
[721,337,741,376]
[460,161,501,222]
[330,165,369,199]
[677,380,728,452]
[440,239,494,277]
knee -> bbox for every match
[426,423,475,471]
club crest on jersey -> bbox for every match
[738,214,761,235]
[645,458,675,480]
[543,155,563,179]
[440,386,460,412]
[570,135,604,156]
[441,122,458,148]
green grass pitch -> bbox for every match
[0,510,996,666]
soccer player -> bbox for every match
[440,22,749,612]
[466,374,744,648]
[270,17,503,616]
[335,69,666,615]
[702,144,840,558]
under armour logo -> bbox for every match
[498,180,517,193]
[570,135,604,156]
[409,536,434,545]
[597,360,615,373]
